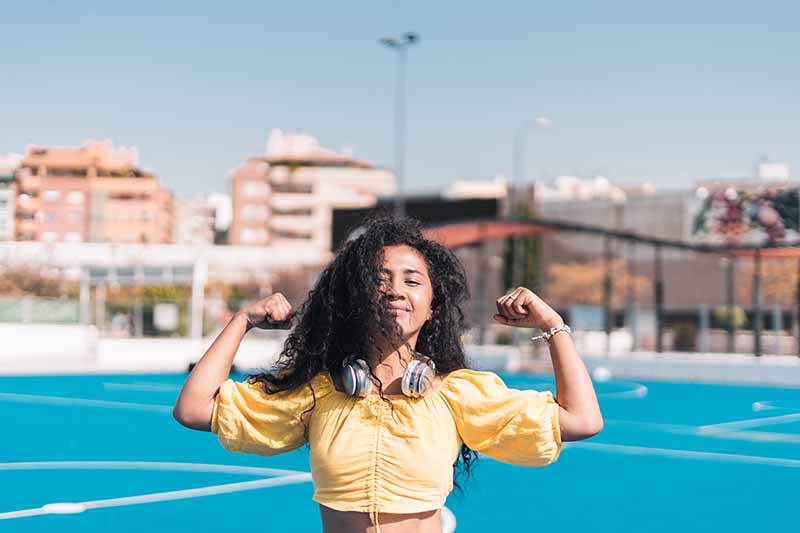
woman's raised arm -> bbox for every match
[172,293,293,432]
[495,287,603,442]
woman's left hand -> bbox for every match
[494,287,563,329]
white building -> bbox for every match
[229,130,396,250]
[173,196,216,245]
[443,175,508,200]
[0,155,21,241]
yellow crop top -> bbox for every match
[211,368,562,526]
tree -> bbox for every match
[543,257,650,308]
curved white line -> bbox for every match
[441,505,457,533]
[514,379,648,399]
[0,461,312,521]
[598,382,648,399]
[752,400,800,412]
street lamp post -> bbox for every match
[510,117,552,290]
[380,33,419,219]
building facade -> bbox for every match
[14,140,173,243]
[229,130,396,250]
[173,196,217,245]
[0,155,20,242]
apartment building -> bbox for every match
[229,130,396,250]
[14,140,173,243]
[0,155,20,241]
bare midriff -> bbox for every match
[319,505,442,533]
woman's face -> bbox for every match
[378,244,434,344]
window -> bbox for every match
[66,210,82,224]
[42,190,61,202]
[272,206,313,216]
[270,182,313,194]
[239,228,267,244]
[64,232,82,242]
[242,181,269,198]
[241,204,268,221]
[44,212,58,224]
[41,232,57,242]
[48,167,87,177]
[271,229,312,240]
[66,191,84,205]
[109,192,149,201]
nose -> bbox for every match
[381,277,405,299]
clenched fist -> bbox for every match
[235,293,294,331]
[494,287,563,330]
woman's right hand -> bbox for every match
[235,293,294,331]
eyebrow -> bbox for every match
[380,267,425,276]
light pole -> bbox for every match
[380,32,419,219]
[510,117,552,290]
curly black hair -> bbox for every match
[247,213,478,495]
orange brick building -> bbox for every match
[15,140,173,243]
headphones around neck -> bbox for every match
[341,354,436,398]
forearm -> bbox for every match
[543,316,603,434]
[173,313,249,430]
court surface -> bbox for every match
[2,369,798,532]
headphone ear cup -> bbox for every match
[401,358,435,398]
[343,358,372,397]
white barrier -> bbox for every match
[0,323,97,363]
[95,337,284,373]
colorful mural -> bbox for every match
[691,187,800,246]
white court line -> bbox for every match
[515,379,649,400]
[0,461,457,532]
[102,382,183,393]
[698,412,800,431]
[0,461,311,521]
[0,392,172,412]
[606,418,800,443]
[598,382,648,399]
[0,474,311,520]
[569,442,800,468]
[0,461,307,477]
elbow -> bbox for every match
[172,401,214,432]
[172,403,199,429]
[172,404,190,427]
[586,416,604,437]
[574,415,604,440]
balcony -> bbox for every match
[269,214,317,235]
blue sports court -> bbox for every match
[2,371,798,532]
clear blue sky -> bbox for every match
[2,0,798,196]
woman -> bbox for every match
[173,216,603,533]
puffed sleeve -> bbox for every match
[440,369,563,466]
[210,374,328,457]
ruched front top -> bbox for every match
[210,368,562,515]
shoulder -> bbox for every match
[440,368,504,393]
[437,368,506,406]
[227,371,335,403]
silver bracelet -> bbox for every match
[530,324,572,344]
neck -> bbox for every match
[366,339,417,379]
